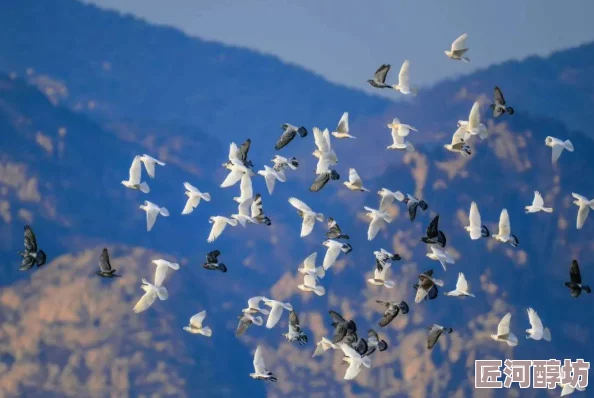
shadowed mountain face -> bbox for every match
[1,2,594,397]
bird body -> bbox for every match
[445,272,475,297]
[18,225,47,271]
[491,312,518,346]
[332,112,356,139]
[298,274,326,296]
[490,86,514,117]
[139,154,166,179]
[367,266,395,288]
[182,182,211,214]
[183,310,212,337]
[492,209,519,247]
[427,324,453,349]
[545,136,574,163]
[250,346,277,382]
[565,259,591,298]
[444,126,471,157]
[121,155,150,193]
[242,296,270,316]
[202,250,227,273]
[444,33,470,62]
[312,337,340,357]
[377,300,409,327]
[572,193,594,229]
[96,248,121,277]
[322,239,352,270]
[526,307,551,342]
[231,198,257,227]
[364,205,393,241]
[297,252,326,279]
[367,64,392,89]
[283,310,308,345]
[339,343,371,380]
[288,197,324,237]
[426,245,454,271]
[459,101,488,140]
[392,60,417,95]
[139,201,169,231]
[465,201,490,239]
[343,168,369,191]
[262,298,293,329]
[525,191,553,213]
[258,165,286,195]
[236,313,264,337]
[275,124,307,150]
[133,278,168,313]
[326,218,350,240]
[207,216,239,243]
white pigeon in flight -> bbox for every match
[207,216,239,243]
[387,117,418,137]
[139,154,166,179]
[242,296,270,315]
[231,198,256,227]
[139,200,169,231]
[183,310,212,337]
[343,168,370,192]
[444,126,471,157]
[492,209,519,247]
[426,245,455,271]
[465,201,490,240]
[490,312,518,346]
[444,33,470,62]
[312,337,340,357]
[387,122,415,152]
[121,156,150,193]
[133,277,168,314]
[152,259,180,287]
[545,136,574,163]
[322,239,352,270]
[364,203,394,241]
[339,343,371,380]
[313,127,338,167]
[298,274,326,296]
[445,272,475,298]
[288,197,324,237]
[377,188,405,211]
[526,307,551,342]
[181,182,211,215]
[250,346,277,382]
[261,297,293,329]
[257,165,286,195]
[367,266,396,288]
[572,193,594,230]
[331,112,355,139]
[221,159,253,188]
[297,252,325,279]
[459,101,488,140]
[233,173,253,204]
[524,191,553,214]
[392,60,417,95]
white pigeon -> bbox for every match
[139,154,166,179]
[492,209,519,247]
[459,101,488,140]
[312,337,340,357]
[121,156,150,193]
[444,33,470,62]
[207,216,239,243]
[343,168,369,192]
[445,272,475,297]
[465,201,489,240]
[181,182,211,215]
[364,205,393,241]
[392,60,417,95]
[297,252,325,279]
[545,136,574,163]
[221,159,252,188]
[572,193,594,230]
[183,310,212,337]
[133,278,168,314]
[525,191,553,214]
[426,245,455,271]
[271,155,298,174]
[242,296,270,316]
[367,266,395,288]
[339,343,371,380]
[387,122,415,152]
[261,297,293,329]
[560,384,586,397]
[490,312,518,346]
[288,197,324,237]
[387,117,418,137]
[377,188,405,212]
[444,126,471,157]
[312,127,338,167]
[526,307,552,342]
[257,165,286,195]
[298,274,326,296]
[331,112,355,139]
[250,346,277,382]
[139,200,169,232]
[233,173,253,203]
[152,259,180,287]
[231,198,256,227]
[322,239,352,270]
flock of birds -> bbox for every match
[14,32,590,395]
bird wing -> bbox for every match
[153,263,170,287]
[415,286,429,303]
[146,207,159,232]
[238,198,253,216]
[329,310,346,323]
[570,260,582,284]
[303,252,317,270]
[398,60,411,87]
[455,272,469,292]
[323,243,341,269]
[391,127,405,145]
[494,86,505,105]
[266,304,283,328]
[253,346,267,373]
[275,129,296,150]
[379,194,395,213]
[99,248,112,272]
[133,289,157,313]
[238,139,251,163]
[301,214,316,237]
[24,225,38,252]
[527,308,543,332]
[309,172,330,192]
[207,218,227,243]
[336,112,349,134]
[367,216,384,241]
[190,310,207,328]
[182,195,200,215]
[532,191,544,207]
[250,194,263,218]
[303,274,318,288]
[468,101,480,129]
[498,209,511,236]
[427,326,442,349]
[378,308,398,327]
[247,296,264,309]
[221,169,244,188]
[206,250,220,263]
[469,202,481,228]
[323,128,333,151]
[289,310,300,327]
[349,168,362,186]
[228,142,240,162]
[497,312,512,336]
[128,156,143,184]
[368,329,380,342]
[551,142,564,163]
[374,64,390,83]
[235,316,251,337]
[313,127,330,153]
[183,181,199,194]
[239,173,253,200]
[288,197,312,212]
[426,215,440,239]
[451,33,468,51]
[451,126,466,145]
[577,204,590,229]
[140,156,158,179]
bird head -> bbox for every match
[545,136,553,147]
[322,240,330,248]
[233,196,242,203]
[208,216,215,224]
[342,243,353,253]
[366,79,374,85]
[524,206,531,213]
[139,204,146,211]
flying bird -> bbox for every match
[364,204,393,241]
[121,155,150,193]
[271,155,299,178]
[283,310,308,345]
[377,188,404,213]
[297,252,325,279]
[250,346,277,382]
[444,33,470,62]
[234,138,254,169]
[258,165,286,195]
[387,123,415,152]
[402,194,428,221]
[326,217,350,240]
[288,197,324,237]
[309,167,340,192]
[322,239,352,270]
[236,313,264,337]
[392,60,417,95]
[313,127,338,170]
[139,200,169,232]
[250,194,271,226]
[465,201,490,239]
[207,216,239,243]
[275,123,308,150]
[421,215,447,247]
[181,182,211,215]
[96,248,121,278]
[387,117,418,137]
[459,101,488,141]
[233,173,253,204]
[183,310,212,337]
[426,245,454,271]
[444,126,472,157]
[363,329,388,357]
[202,250,227,273]
[491,312,518,346]
[231,198,257,227]
[343,168,369,192]
[572,193,594,230]
[445,272,475,298]
[312,337,340,357]
[564,259,591,298]
[328,310,357,343]
[376,300,409,327]
[492,209,519,247]
[525,191,553,214]
[560,383,587,396]
[339,343,372,380]
[298,274,326,296]
[373,248,401,272]
[414,270,444,303]
[18,225,46,271]
[242,296,270,316]
[545,136,574,163]
[221,158,253,188]
[332,112,355,139]
[262,298,293,329]
[367,64,392,89]
[133,278,168,314]
[367,266,395,289]
[139,154,166,179]
[152,259,180,287]
[526,307,551,342]
[427,325,453,350]
[490,87,514,117]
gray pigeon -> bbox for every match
[283,310,308,345]
[427,324,453,350]
[275,124,308,150]
[377,300,409,327]
[251,194,271,226]
[565,259,591,298]
[421,215,447,248]
[309,170,340,192]
[402,194,428,221]
[363,329,388,357]
[202,250,227,273]
[329,310,357,343]
[367,64,393,89]
[96,248,121,278]
[325,217,350,240]
[235,313,263,337]
[18,225,46,271]
[490,87,514,118]
[374,248,401,272]
[222,138,254,170]
[413,269,444,303]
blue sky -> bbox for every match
[83,0,594,96]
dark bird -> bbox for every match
[490,87,514,118]
[235,313,264,337]
[202,250,227,273]
[427,324,453,350]
[364,329,388,357]
[18,225,46,271]
[374,248,401,272]
[421,215,447,247]
[402,194,428,221]
[251,193,271,226]
[223,138,254,170]
[325,217,350,240]
[309,169,340,192]
[367,64,393,89]
[96,248,121,277]
[565,259,591,298]
[414,269,444,303]
[283,310,308,345]
[329,310,357,343]
[275,123,308,150]
[376,300,409,327]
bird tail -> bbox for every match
[418,200,429,211]
[316,267,326,279]
[157,286,169,300]
[139,182,150,194]
[541,207,553,213]
[481,225,490,237]
[433,278,444,287]
[510,235,519,247]
[543,327,552,342]
[314,286,326,296]
[36,250,47,266]
[383,280,396,289]
[218,263,228,273]
[507,332,518,346]
[339,234,350,240]
[399,301,410,314]
[564,140,574,152]
[297,127,308,137]
[315,213,324,222]
[201,192,212,201]
[583,285,591,294]
[159,207,170,217]
[461,56,470,63]
[506,107,514,115]
[200,327,213,337]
